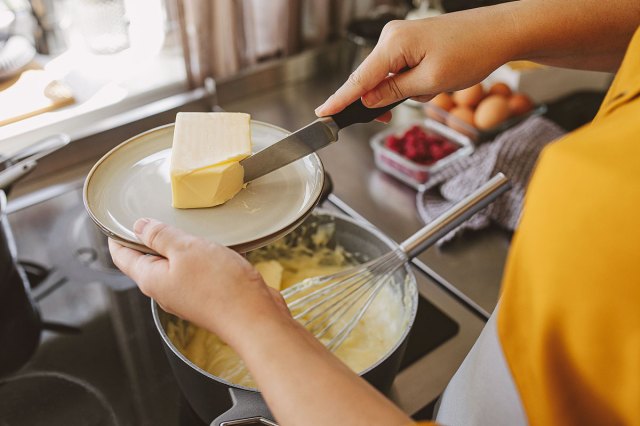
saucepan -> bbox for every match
[152,210,420,425]
[152,171,510,424]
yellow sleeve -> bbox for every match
[497,26,640,425]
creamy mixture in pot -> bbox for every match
[167,222,408,389]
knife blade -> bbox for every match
[240,98,405,182]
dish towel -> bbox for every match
[417,115,566,244]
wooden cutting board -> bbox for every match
[0,63,75,126]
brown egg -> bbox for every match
[452,84,484,108]
[429,93,455,111]
[508,93,534,116]
[447,106,476,137]
[474,95,510,130]
[424,93,455,122]
[488,82,512,98]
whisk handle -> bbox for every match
[400,173,511,257]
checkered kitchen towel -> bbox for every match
[417,115,566,244]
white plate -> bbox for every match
[84,121,324,254]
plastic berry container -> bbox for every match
[370,118,474,190]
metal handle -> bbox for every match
[0,160,37,190]
[0,134,70,191]
[211,388,277,426]
[399,173,511,257]
[1,133,70,167]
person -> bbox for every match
[109,0,640,424]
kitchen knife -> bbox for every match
[240,98,405,182]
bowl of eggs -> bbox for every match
[423,82,542,142]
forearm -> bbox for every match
[495,0,639,72]
[227,312,412,426]
[317,0,639,116]
[110,220,410,425]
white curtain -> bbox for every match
[177,0,248,87]
[174,0,397,88]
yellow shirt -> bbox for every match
[417,25,640,426]
[498,27,640,425]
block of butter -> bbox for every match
[170,112,252,209]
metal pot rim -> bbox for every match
[151,208,419,392]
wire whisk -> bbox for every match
[283,174,511,352]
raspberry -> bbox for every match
[404,143,421,161]
[387,125,460,164]
[385,136,404,154]
[429,144,444,161]
[409,125,422,135]
[441,141,459,156]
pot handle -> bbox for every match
[211,388,277,426]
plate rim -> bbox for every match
[83,120,325,254]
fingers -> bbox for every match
[375,111,393,123]
[315,48,391,117]
[315,19,427,117]
[410,95,435,103]
[361,67,432,108]
[133,218,192,257]
[108,238,168,292]
[108,238,144,275]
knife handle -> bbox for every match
[331,98,405,129]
